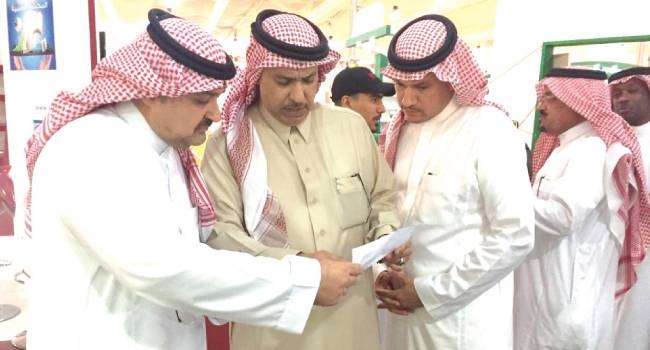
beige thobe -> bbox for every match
[201,103,400,350]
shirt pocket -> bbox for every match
[335,174,370,230]
[534,174,557,200]
[414,172,466,226]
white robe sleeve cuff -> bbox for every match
[273,255,321,334]
[413,275,442,320]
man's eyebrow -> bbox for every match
[274,72,317,81]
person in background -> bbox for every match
[330,66,395,133]
[609,66,650,350]
[373,14,534,350]
[200,9,407,350]
[514,67,649,350]
[25,9,361,350]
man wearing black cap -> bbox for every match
[331,66,395,133]
[609,67,650,350]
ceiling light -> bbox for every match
[390,5,401,22]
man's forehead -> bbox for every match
[193,87,226,96]
[395,72,440,85]
[613,77,647,89]
[266,66,318,78]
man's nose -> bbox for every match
[288,84,306,103]
[378,100,386,113]
[400,87,418,107]
[207,100,222,122]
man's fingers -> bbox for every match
[348,263,363,276]
[375,288,398,301]
[375,271,391,289]
[315,260,361,306]
[375,295,401,309]
[303,250,346,262]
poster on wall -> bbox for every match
[6,0,57,70]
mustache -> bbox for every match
[283,103,308,109]
[402,107,421,114]
[196,118,213,130]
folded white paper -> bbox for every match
[352,226,415,270]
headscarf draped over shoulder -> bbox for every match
[379,14,506,169]
[219,10,340,247]
[25,8,236,236]
[532,67,650,297]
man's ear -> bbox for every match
[340,95,352,107]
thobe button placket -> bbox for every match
[289,127,326,242]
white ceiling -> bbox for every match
[97,0,497,42]
[96,0,497,66]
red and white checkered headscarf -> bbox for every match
[379,14,507,169]
[24,12,232,237]
[220,10,339,247]
[532,71,650,296]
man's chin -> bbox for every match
[280,114,308,126]
[186,134,207,147]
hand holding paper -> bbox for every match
[352,226,415,270]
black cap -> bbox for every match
[331,67,395,102]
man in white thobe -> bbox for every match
[26,9,362,350]
[609,67,650,349]
[514,67,649,350]
[373,14,534,350]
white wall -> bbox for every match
[0,0,94,237]
[489,0,650,145]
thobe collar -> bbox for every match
[115,101,170,155]
[558,121,593,146]
[257,104,313,144]
[435,97,461,124]
[633,121,650,137]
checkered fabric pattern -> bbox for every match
[24,16,231,236]
[220,12,339,247]
[379,17,507,169]
[532,75,650,297]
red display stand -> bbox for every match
[0,65,14,236]
[206,321,230,350]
